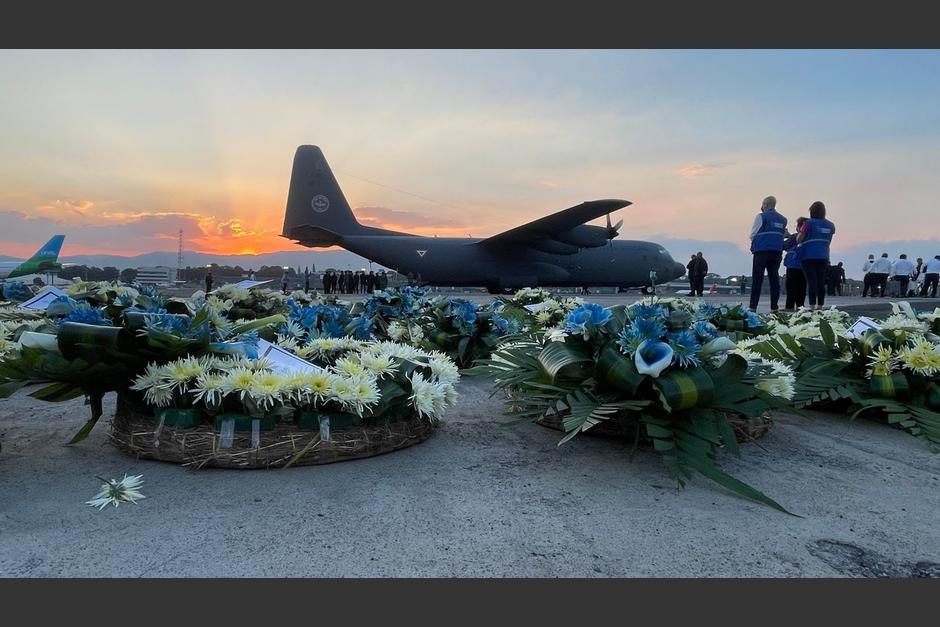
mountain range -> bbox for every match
[3,237,938,280]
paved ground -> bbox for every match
[1,377,939,577]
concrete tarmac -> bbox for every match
[1,378,939,577]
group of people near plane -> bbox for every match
[861,253,940,299]
[321,269,389,295]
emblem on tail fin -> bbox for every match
[311,194,330,213]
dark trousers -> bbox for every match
[870,273,888,297]
[862,274,872,297]
[749,251,782,310]
[922,274,939,297]
[785,268,806,309]
[802,259,829,307]
[692,275,705,296]
[893,276,910,298]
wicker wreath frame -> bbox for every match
[110,395,437,469]
[504,390,773,444]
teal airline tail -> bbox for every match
[8,235,66,278]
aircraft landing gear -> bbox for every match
[486,284,501,295]
[641,285,655,295]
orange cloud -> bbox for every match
[678,163,731,178]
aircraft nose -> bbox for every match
[673,262,685,279]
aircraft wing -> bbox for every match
[475,199,631,247]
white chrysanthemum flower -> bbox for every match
[387,320,406,341]
[866,345,899,378]
[897,337,940,377]
[756,375,795,400]
[333,356,367,377]
[880,314,928,333]
[163,356,206,392]
[221,367,257,401]
[408,372,448,420]
[408,324,425,342]
[86,474,145,510]
[144,385,174,407]
[534,310,553,326]
[306,371,333,400]
[428,356,460,385]
[192,373,226,407]
[250,371,286,410]
[358,352,397,378]
[130,363,164,392]
[276,335,300,352]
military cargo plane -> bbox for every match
[281,146,685,294]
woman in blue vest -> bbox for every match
[748,195,788,312]
[783,216,807,310]
[797,201,836,310]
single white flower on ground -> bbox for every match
[86,474,145,510]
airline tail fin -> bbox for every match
[8,235,65,278]
[281,145,364,247]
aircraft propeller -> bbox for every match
[606,213,623,240]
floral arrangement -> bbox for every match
[499,288,584,330]
[130,341,460,431]
[746,302,940,449]
[277,299,374,343]
[412,297,520,368]
[0,296,286,442]
[467,297,795,512]
[1,281,35,303]
[358,288,518,368]
[199,284,323,320]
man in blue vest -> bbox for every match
[748,195,787,312]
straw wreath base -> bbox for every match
[109,400,437,469]
[534,411,773,443]
[503,389,772,443]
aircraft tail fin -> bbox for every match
[8,235,65,278]
[281,145,364,245]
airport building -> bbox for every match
[135,266,178,287]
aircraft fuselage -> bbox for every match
[335,234,686,290]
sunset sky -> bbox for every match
[1,50,939,264]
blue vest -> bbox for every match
[783,235,802,269]
[750,210,787,253]
[800,218,835,261]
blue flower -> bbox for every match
[346,316,374,340]
[745,310,762,328]
[449,300,478,324]
[491,313,519,336]
[691,320,718,341]
[630,303,667,321]
[694,303,720,321]
[60,302,112,327]
[668,331,702,369]
[2,281,32,302]
[564,303,612,337]
[618,317,666,356]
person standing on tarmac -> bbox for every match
[783,217,807,310]
[862,254,875,297]
[797,201,836,310]
[868,253,892,298]
[748,195,787,312]
[891,254,915,298]
[921,255,940,297]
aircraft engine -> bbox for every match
[551,224,610,249]
[530,238,580,255]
